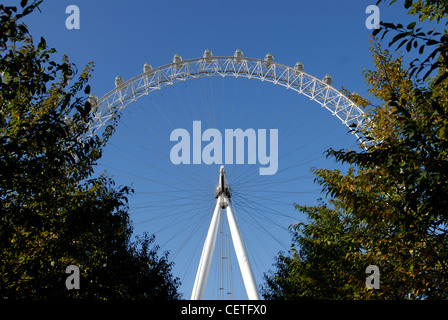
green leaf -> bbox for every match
[419,45,425,55]
[426,39,439,46]
[407,22,416,30]
[406,40,413,52]
[372,27,382,37]
[397,39,408,50]
[434,72,448,86]
[37,36,46,51]
[390,32,408,46]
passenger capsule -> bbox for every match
[323,74,333,86]
[264,53,274,68]
[234,49,244,64]
[87,93,98,106]
[64,115,73,125]
[115,76,124,88]
[173,53,183,69]
[143,62,153,74]
[203,49,213,64]
[294,61,304,75]
[88,93,98,109]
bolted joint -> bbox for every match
[219,197,229,209]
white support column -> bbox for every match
[225,200,260,300]
[191,166,260,300]
[191,198,222,300]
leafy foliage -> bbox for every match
[262,1,448,299]
[374,0,448,85]
[0,1,181,300]
[262,197,370,300]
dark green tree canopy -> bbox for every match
[262,0,448,300]
[1,1,181,300]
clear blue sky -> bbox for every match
[19,0,414,299]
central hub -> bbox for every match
[215,166,231,208]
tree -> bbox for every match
[262,1,448,299]
[0,1,181,300]
[374,0,448,85]
[262,196,370,300]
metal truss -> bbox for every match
[85,52,367,142]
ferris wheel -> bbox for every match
[86,49,366,300]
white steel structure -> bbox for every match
[84,49,367,300]
[84,49,367,143]
[191,166,260,300]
